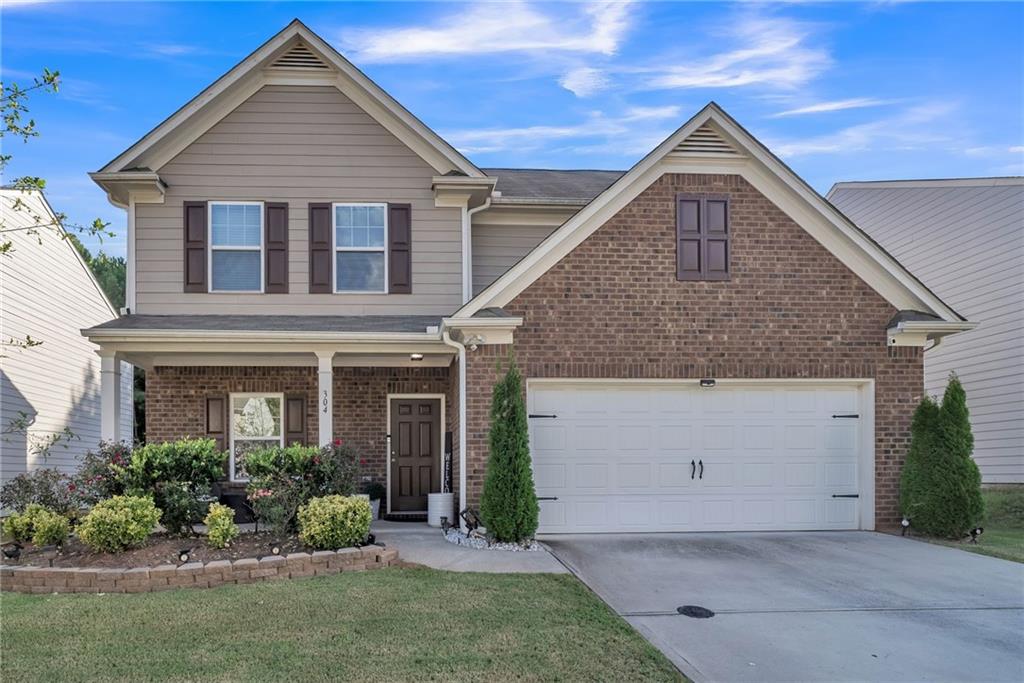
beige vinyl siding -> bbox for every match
[830,180,1024,484]
[1,191,133,484]
[135,85,462,315]
[470,206,575,295]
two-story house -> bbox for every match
[85,20,972,532]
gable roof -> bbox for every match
[95,19,483,179]
[455,102,966,324]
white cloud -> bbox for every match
[641,15,830,91]
[771,97,893,117]
[1009,146,1024,154]
[339,1,633,62]
[444,105,682,155]
[769,103,955,157]
[559,67,609,98]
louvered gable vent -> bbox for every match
[270,42,330,70]
[668,123,743,159]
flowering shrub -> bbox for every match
[246,475,306,536]
[297,495,371,550]
[73,442,132,505]
[77,495,161,552]
[203,503,239,549]
[0,468,79,516]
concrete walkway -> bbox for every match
[371,520,567,573]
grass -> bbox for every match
[1,567,684,683]
[922,487,1024,563]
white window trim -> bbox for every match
[209,201,265,294]
[332,201,388,294]
[228,392,285,482]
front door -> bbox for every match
[389,398,441,512]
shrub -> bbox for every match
[77,495,161,552]
[244,444,319,479]
[247,474,306,536]
[204,503,239,549]
[29,507,70,547]
[297,495,371,549]
[1,468,78,516]
[363,481,386,501]
[2,504,47,543]
[479,359,539,543]
[900,374,985,538]
[73,441,132,505]
[311,441,360,497]
[121,439,226,535]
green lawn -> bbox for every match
[1,567,684,682]
[924,487,1024,563]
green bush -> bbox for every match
[73,442,132,505]
[244,444,320,479]
[480,359,539,543]
[203,503,239,549]
[247,474,306,536]
[121,439,226,535]
[2,504,51,543]
[77,495,161,552]
[297,495,371,549]
[900,374,985,538]
[29,507,70,547]
[1,468,79,516]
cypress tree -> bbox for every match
[479,358,539,543]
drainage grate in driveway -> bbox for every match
[677,605,715,618]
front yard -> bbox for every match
[917,487,1024,563]
[2,567,684,682]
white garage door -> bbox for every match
[529,382,867,533]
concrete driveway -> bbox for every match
[543,532,1024,682]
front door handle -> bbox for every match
[691,460,696,480]
[698,460,704,480]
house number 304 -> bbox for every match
[321,390,329,414]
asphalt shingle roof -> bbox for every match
[483,168,625,203]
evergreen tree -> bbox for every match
[479,358,539,543]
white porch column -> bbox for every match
[99,351,122,443]
[316,352,334,446]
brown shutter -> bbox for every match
[205,395,228,455]
[387,203,412,294]
[264,202,289,293]
[183,201,208,292]
[284,394,307,446]
[704,196,730,281]
[308,203,332,293]
[676,195,702,281]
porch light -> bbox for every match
[410,353,424,361]
[700,378,716,388]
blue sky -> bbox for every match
[3,1,1022,258]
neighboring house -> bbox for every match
[1,188,133,484]
[84,21,973,533]
[829,178,1024,485]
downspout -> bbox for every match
[442,330,468,531]
[462,196,492,303]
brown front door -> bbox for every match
[389,398,440,512]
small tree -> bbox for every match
[900,374,984,538]
[479,358,539,543]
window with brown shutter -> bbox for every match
[676,193,730,281]
[308,203,332,293]
[388,203,412,294]
[264,202,289,293]
[183,201,208,292]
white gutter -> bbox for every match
[442,330,468,531]
[82,328,444,343]
[462,196,492,303]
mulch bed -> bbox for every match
[3,532,309,569]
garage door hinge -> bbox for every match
[831,414,860,419]
[528,414,557,419]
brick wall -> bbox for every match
[463,173,923,527]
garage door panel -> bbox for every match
[530,382,865,533]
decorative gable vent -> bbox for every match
[669,123,744,159]
[270,42,330,70]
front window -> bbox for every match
[333,203,387,292]
[210,202,263,292]
[229,394,283,481]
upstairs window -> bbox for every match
[333,203,387,293]
[210,201,263,292]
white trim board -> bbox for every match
[455,104,964,325]
[384,393,446,516]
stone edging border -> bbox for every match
[0,545,399,594]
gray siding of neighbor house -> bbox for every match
[1,191,133,485]
[135,85,463,315]
[830,179,1024,484]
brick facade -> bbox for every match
[463,173,923,528]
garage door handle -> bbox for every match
[698,460,704,480]
[691,460,696,480]
[832,414,859,419]
[537,497,559,501]
[529,414,557,419]
[832,494,859,498]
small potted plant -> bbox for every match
[363,481,386,520]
